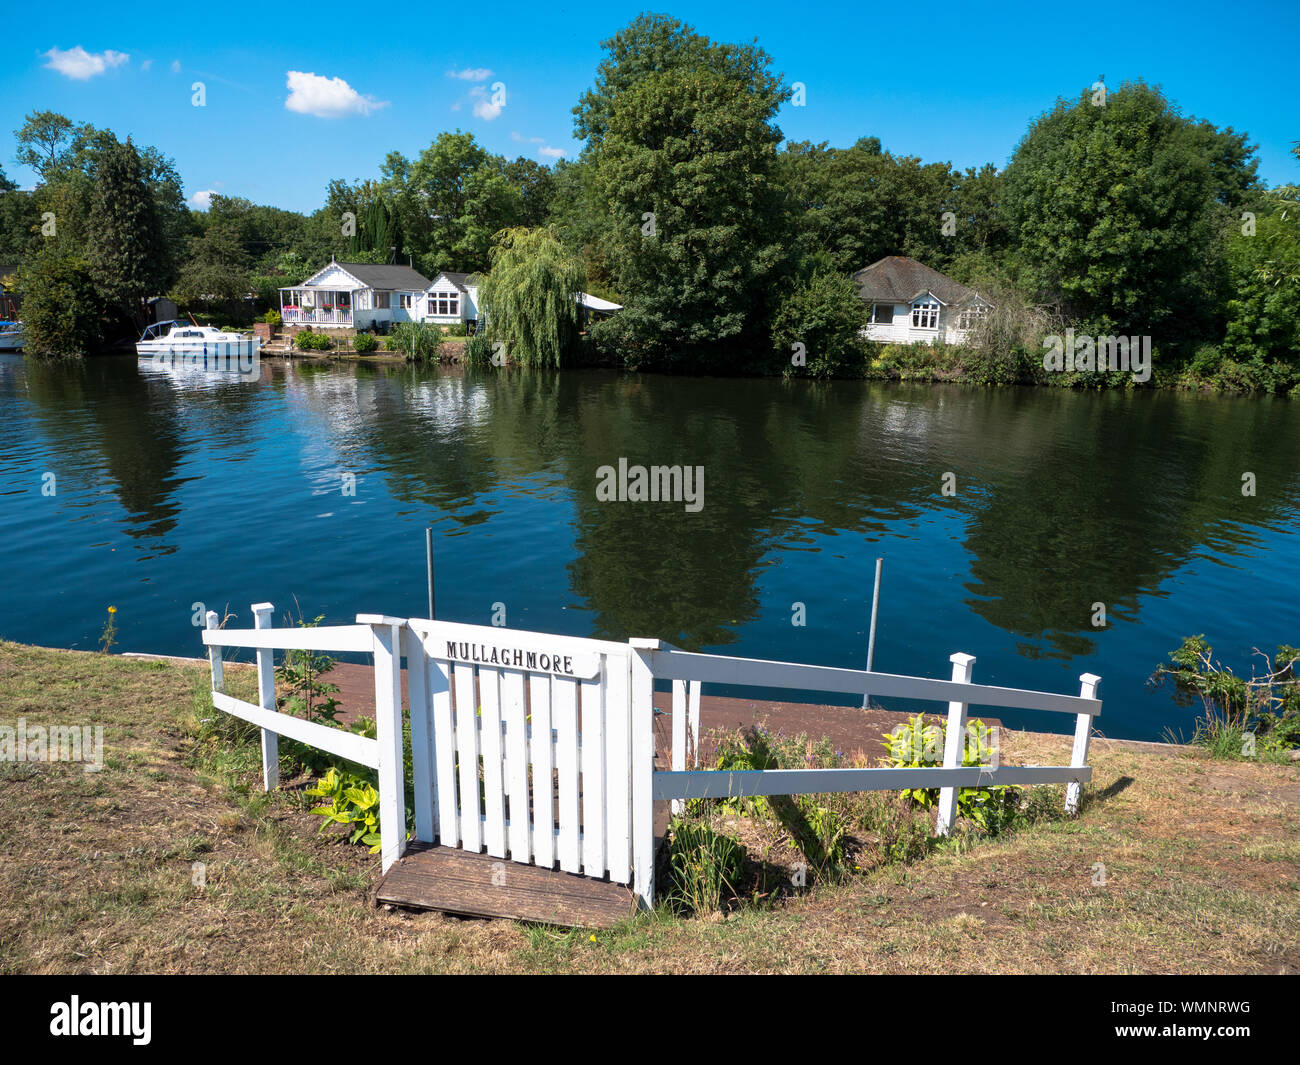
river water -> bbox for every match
[1,353,1296,741]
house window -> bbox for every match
[957,304,988,331]
[429,291,459,316]
[374,291,391,310]
[911,298,939,329]
[871,303,895,325]
[399,293,412,309]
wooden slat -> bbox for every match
[630,648,656,907]
[580,669,606,879]
[375,842,636,929]
[253,605,278,791]
[371,620,407,873]
[652,764,1093,800]
[404,626,435,843]
[604,655,631,884]
[202,624,373,653]
[671,678,687,815]
[479,667,507,858]
[646,649,1102,717]
[500,669,531,863]
[529,673,555,868]
[212,691,379,768]
[431,659,458,846]
[453,664,482,852]
[553,676,581,874]
[687,680,701,767]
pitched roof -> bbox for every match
[851,256,981,307]
[300,261,430,290]
[333,261,432,290]
[431,271,480,291]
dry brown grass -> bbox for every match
[0,641,1296,973]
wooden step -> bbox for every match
[374,842,638,929]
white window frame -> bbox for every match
[957,303,988,331]
[911,298,940,330]
[871,303,895,325]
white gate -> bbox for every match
[204,606,1101,914]
[404,619,647,888]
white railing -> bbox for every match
[202,605,409,872]
[201,607,1101,912]
[283,308,353,326]
[630,639,1101,907]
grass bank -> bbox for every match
[1,640,1296,974]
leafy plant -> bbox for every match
[351,331,378,353]
[1150,635,1300,757]
[273,613,340,723]
[305,767,382,851]
[882,714,1020,832]
[665,817,745,914]
[387,321,442,361]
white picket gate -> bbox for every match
[203,605,1101,912]
[403,619,643,886]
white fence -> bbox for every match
[203,605,1101,910]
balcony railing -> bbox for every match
[283,307,353,326]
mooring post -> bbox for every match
[425,526,436,620]
[862,557,883,709]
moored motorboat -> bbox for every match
[136,320,262,359]
[0,320,23,352]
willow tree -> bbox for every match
[479,226,585,367]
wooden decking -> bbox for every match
[374,842,639,929]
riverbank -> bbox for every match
[2,641,1296,974]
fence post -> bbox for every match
[671,678,687,815]
[629,639,658,909]
[688,680,701,768]
[936,652,976,836]
[205,610,225,695]
[360,615,408,873]
[252,603,278,791]
[404,623,435,843]
[1066,674,1101,815]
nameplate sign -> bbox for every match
[438,638,602,680]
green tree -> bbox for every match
[1001,80,1260,350]
[174,224,252,307]
[579,14,790,367]
[86,137,171,328]
[771,268,870,378]
[479,226,585,367]
[21,249,103,357]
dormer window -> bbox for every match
[911,298,939,329]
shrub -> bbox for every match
[295,330,332,351]
[665,817,745,913]
[261,309,282,326]
[882,714,1020,833]
[1150,635,1300,758]
[461,332,495,367]
[352,332,378,353]
[772,268,871,378]
[387,321,442,361]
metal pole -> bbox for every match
[425,527,436,620]
[862,557,883,709]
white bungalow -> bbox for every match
[854,256,992,345]
[279,259,432,331]
[415,271,482,329]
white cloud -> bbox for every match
[446,67,492,81]
[511,131,544,144]
[170,59,181,74]
[189,189,217,209]
[42,46,129,80]
[141,58,153,72]
[539,146,564,159]
[470,84,503,121]
[284,70,388,118]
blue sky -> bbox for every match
[2,1,1297,214]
